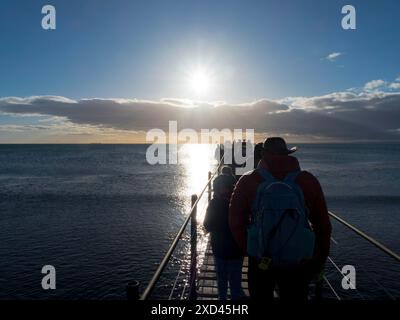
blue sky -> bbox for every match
[0,0,399,142]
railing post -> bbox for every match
[126,280,140,300]
[189,194,198,300]
[208,171,212,203]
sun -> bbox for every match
[187,67,213,96]
[189,69,210,93]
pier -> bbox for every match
[138,159,400,301]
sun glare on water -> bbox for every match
[181,144,213,194]
[180,144,216,222]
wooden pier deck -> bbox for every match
[197,242,250,300]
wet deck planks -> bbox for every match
[197,242,250,300]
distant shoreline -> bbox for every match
[0,141,399,145]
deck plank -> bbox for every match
[197,241,281,300]
[197,241,250,300]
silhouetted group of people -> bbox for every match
[204,137,332,301]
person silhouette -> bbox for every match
[204,170,245,300]
[229,137,331,301]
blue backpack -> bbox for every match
[247,168,315,268]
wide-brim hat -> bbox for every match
[263,137,297,155]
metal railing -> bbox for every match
[328,211,400,263]
[139,158,224,300]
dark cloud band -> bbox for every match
[0,91,399,141]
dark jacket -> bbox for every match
[229,154,332,272]
[204,196,244,260]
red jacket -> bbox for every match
[229,154,332,271]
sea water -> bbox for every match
[0,144,398,299]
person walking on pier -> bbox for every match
[229,137,332,301]
[204,168,245,300]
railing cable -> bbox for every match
[329,211,400,263]
[323,275,341,300]
[327,256,365,300]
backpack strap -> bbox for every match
[257,168,276,182]
[252,168,276,222]
[283,170,301,183]
[283,170,307,214]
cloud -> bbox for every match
[284,91,400,138]
[325,52,343,62]
[363,76,400,91]
[1,89,400,142]
[364,79,386,90]
[389,82,400,90]
[0,124,49,132]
